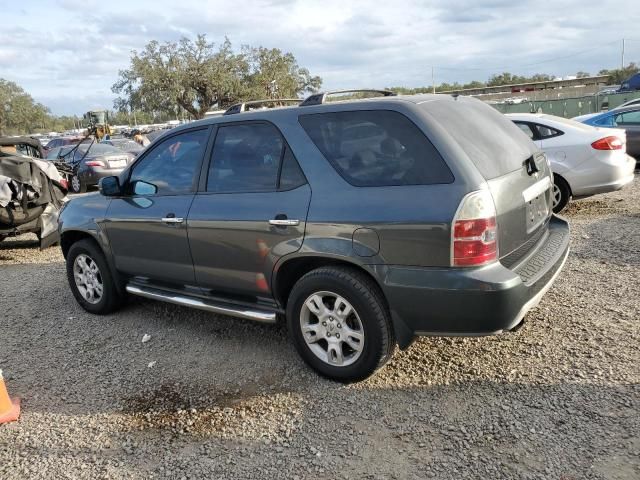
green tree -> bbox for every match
[576,71,591,78]
[0,79,50,135]
[599,62,639,85]
[113,35,322,119]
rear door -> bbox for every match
[188,122,311,303]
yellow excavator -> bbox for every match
[83,110,112,141]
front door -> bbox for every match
[105,127,210,288]
[188,122,311,303]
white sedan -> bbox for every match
[507,113,636,212]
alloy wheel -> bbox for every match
[552,183,561,209]
[299,291,365,367]
[73,254,103,304]
[71,175,81,193]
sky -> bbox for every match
[1,0,639,116]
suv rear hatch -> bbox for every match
[421,97,553,268]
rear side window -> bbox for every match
[535,124,562,139]
[614,110,640,125]
[515,122,535,139]
[299,110,453,187]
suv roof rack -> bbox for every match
[299,89,397,107]
[223,99,302,116]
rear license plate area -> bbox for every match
[108,159,127,168]
[526,194,549,233]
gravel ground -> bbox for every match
[1,178,638,480]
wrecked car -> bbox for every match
[0,137,67,247]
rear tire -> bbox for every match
[286,266,395,382]
[66,239,123,314]
[552,175,571,213]
[70,175,86,194]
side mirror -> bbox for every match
[99,176,122,196]
[132,180,158,196]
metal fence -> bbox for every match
[491,91,640,118]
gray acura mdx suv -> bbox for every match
[59,91,570,382]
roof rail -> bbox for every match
[223,98,302,116]
[299,89,397,107]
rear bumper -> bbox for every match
[570,154,636,197]
[377,215,570,346]
[79,167,125,187]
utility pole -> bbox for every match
[621,38,625,70]
[431,66,436,94]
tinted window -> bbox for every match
[299,110,453,187]
[614,110,640,125]
[535,124,562,139]
[279,146,307,190]
[129,129,208,195]
[207,123,284,193]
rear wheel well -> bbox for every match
[274,257,386,310]
[553,173,572,196]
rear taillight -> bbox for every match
[452,190,498,267]
[591,136,624,150]
[60,179,68,190]
[85,160,105,167]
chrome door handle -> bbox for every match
[269,219,300,226]
[162,217,184,224]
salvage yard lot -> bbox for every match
[1,179,639,480]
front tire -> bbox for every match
[286,267,395,382]
[552,175,571,213]
[66,239,123,314]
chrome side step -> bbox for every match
[125,284,277,324]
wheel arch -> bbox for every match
[60,229,125,296]
[272,254,415,350]
[553,172,572,196]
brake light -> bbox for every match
[591,136,624,150]
[85,160,105,167]
[452,190,498,267]
[60,179,68,190]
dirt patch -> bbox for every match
[122,381,299,438]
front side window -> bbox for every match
[299,110,453,187]
[129,128,208,195]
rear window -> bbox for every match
[421,98,537,179]
[299,110,453,187]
